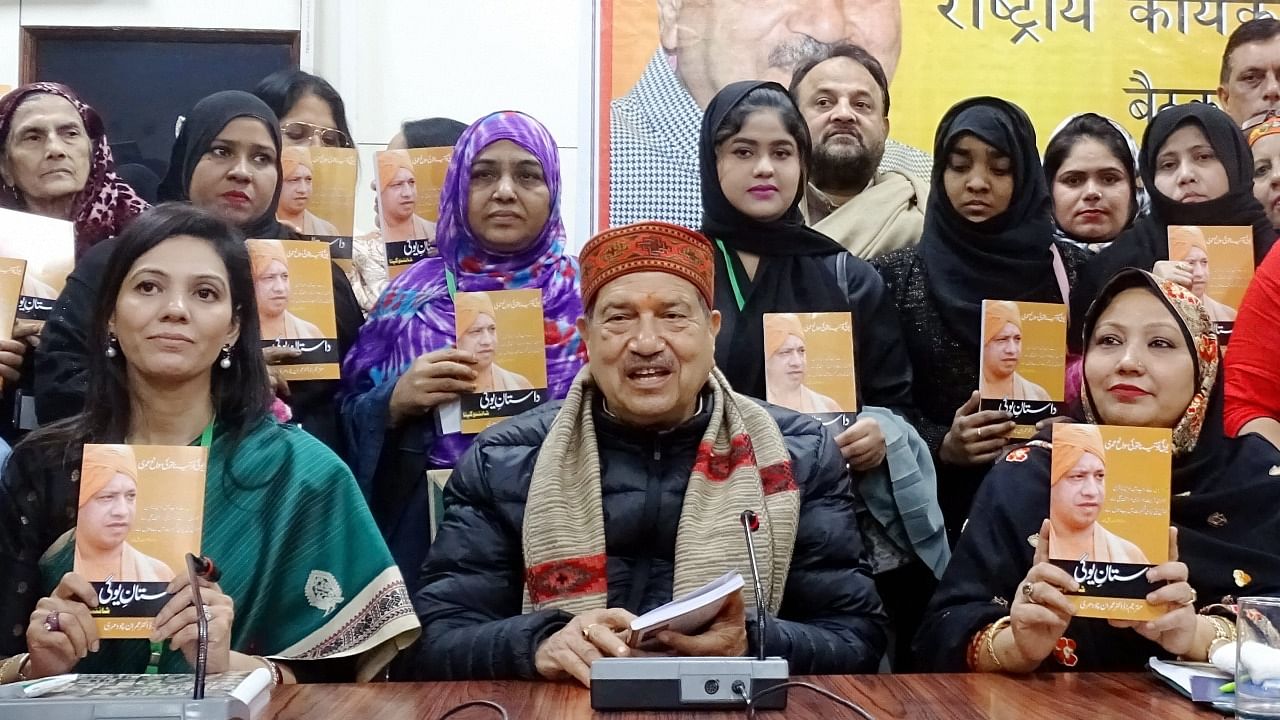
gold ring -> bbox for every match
[1181,588,1198,607]
[1022,581,1036,604]
[582,622,600,639]
[978,427,984,440]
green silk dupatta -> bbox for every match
[41,417,420,680]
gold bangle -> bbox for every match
[1,653,29,684]
[1205,616,1235,661]
[986,616,1013,671]
[0,654,17,683]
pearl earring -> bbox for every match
[105,334,118,358]
[218,344,232,369]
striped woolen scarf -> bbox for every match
[522,367,801,616]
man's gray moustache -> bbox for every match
[768,37,838,71]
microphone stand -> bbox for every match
[187,553,211,700]
[590,508,790,711]
[739,510,767,663]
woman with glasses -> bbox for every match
[253,69,353,149]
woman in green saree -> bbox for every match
[0,203,419,684]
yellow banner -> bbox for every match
[599,0,1262,198]
[896,1,1250,151]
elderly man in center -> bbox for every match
[412,221,887,685]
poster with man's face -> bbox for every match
[1167,225,1253,340]
[278,146,358,270]
[763,311,857,430]
[75,443,206,638]
[598,1,1243,231]
[455,289,549,434]
[248,239,340,381]
[978,300,1066,435]
[378,147,452,279]
[1048,424,1170,622]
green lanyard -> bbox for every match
[715,239,746,312]
[145,418,214,674]
[445,268,457,301]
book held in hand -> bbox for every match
[379,147,451,278]
[762,312,857,430]
[979,300,1067,438]
[1167,225,1253,342]
[455,289,549,434]
[277,146,358,271]
[1049,424,1172,621]
[628,572,744,648]
[247,239,341,381]
[74,444,208,638]
[0,257,27,391]
[0,207,74,322]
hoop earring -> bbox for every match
[218,344,232,369]
[105,334,119,358]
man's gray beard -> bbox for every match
[809,140,883,196]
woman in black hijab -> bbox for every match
[915,268,1280,673]
[1070,103,1275,348]
[703,81,914,423]
[703,81,942,670]
[873,97,1092,544]
[155,90,292,238]
[35,91,362,456]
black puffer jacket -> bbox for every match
[412,392,888,680]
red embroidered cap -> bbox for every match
[579,222,715,308]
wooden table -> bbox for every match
[259,673,1223,719]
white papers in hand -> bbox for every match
[628,571,744,648]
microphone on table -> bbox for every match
[0,553,252,719]
[740,510,767,663]
[590,508,790,711]
[187,553,214,700]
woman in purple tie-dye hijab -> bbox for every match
[340,111,585,587]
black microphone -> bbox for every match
[739,510,767,662]
[185,553,213,700]
[191,554,222,583]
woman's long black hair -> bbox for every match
[28,203,272,459]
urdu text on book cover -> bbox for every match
[74,444,207,639]
[248,238,340,381]
[979,300,1067,439]
[1049,424,1172,622]
[456,288,549,434]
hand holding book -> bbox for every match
[149,572,234,674]
[1106,527,1199,658]
[648,588,749,659]
[835,417,886,472]
[941,391,1015,467]
[387,347,479,428]
[1003,518,1079,671]
[25,572,102,679]
[1152,259,1195,291]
